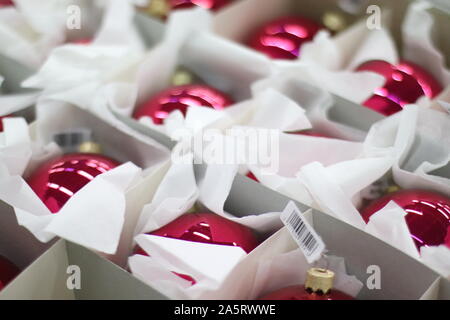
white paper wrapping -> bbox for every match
[0,117,32,176]
[129,157,286,299]
[0,99,171,255]
[403,1,450,89]
[0,0,109,68]
[21,0,146,101]
[284,104,450,278]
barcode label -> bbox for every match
[280,202,325,263]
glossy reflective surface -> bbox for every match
[151,212,259,253]
[170,0,232,11]
[0,255,19,291]
[259,285,354,300]
[133,84,234,125]
[246,171,259,183]
[361,189,450,249]
[27,153,120,213]
[248,16,324,60]
[134,212,259,285]
[356,60,443,116]
[446,226,450,249]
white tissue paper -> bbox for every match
[0,117,32,176]
[102,8,276,138]
[0,99,171,255]
[252,72,379,142]
[291,104,450,278]
[0,71,39,118]
[129,157,284,299]
[21,0,146,105]
[0,0,108,68]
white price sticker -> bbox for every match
[280,201,326,263]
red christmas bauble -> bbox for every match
[446,226,450,249]
[133,84,234,125]
[169,0,232,11]
[246,171,259,183]
[0,255,19,291]
[134,212,259,285]
[248,16,325,60]
[0,0,13,8]
[259,285,354,300]
[360,189,450,249]
[356,60,442,116]
[27,153,121,213]
[0,116,9,132]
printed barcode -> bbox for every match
[286,210,318,256]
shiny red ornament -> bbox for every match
[169,0,232,11]
[0,116,10,132]
[27,153,120,213]
[134,212,259,285]
[133,84,234,125]
[246,171,259,183]
[356,60,443,116]
[0,255,19,291]
[445,226,450,249]
[360,189,450,249]
[259,285,354,300]
[0,0,13,8]
[248,16,325,60]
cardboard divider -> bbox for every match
[66,241,167,300]
[0,54,36,94]
[0,240,73,300]
[0,201,55,271]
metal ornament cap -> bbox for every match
[305,268,335,294]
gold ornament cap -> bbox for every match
[78,141,102,154]
[171,68,195,86]
[322,11,347,33]
[386,184,401,194]
[141,0,170,19]
[305,268,335,294]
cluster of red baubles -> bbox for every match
[0,255,19,291]
[133,212,259,285]
[247,16,443,116]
